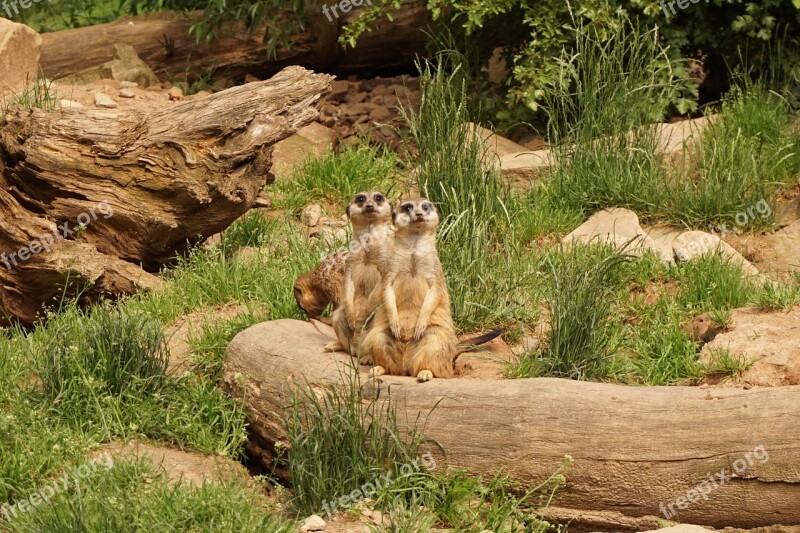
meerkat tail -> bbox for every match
[455,328,505,354]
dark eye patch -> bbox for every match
[355,194,366,203]
[402,203,413,212]
[422,203,432,211]
[374,194,383,203]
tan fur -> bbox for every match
[294,252,347,322]
[325,191,393,355]
[361,198,457,381]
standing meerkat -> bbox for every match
[324,191,393,355]
[360,198,459,382]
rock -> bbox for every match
[562,208,674,264]
[644,526,713,533]
[60,43,160,87]
[302,204,324,227]
[759,219,800,275]
[498,150,550,184]
[212,78,235,91]
[371,84,390,97]
[118,88,136,98]
[167,86,184,101]
[369,105,392,122]
[469,123,529,158]
[329,79,350,99]
[672,231,759,276]
[656,117,711,157]
[119,81,138,89]
[0,18,42,95]
[300,514,326,532]
[344,91,367,104]
[312,224,348,246]
[341,102,376,117]
[684,313,723,344]
[94,92,118,108]
[270,122,336,178]
[699,307,800,387]
[776,195,800,227]
[59,99,84,109]
[94,441,248,487]
[485,46,507,84]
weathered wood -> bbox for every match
[221,319,800,529]
[0,67,332,325]
[38,4,430,82]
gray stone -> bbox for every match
[59,99,84,109]
[94,92,118,108]
[0,19,42,96]
[299,514,326,532]
[562,208,674,264]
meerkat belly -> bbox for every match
[392,272,430,326]
[351,263,383,316]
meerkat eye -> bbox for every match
[422,203,432,211]
[356,194,366,203]
[374,194,383,203]
[403,204,413,212]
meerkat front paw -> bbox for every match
[370,366,387,378]
[412,324,427,340]
[416,370,433,382]
[324,340,344,352]
[390,323,401,339]
[359,354,374,365]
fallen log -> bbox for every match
[221,319,800,530]
[38,4,430,82]
[0,67,332,325]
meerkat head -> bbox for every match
[393,198,439,233]
[293,274,326,319]
[346,191,392,229]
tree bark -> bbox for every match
[221,319,800,530]
[38,4,430,82]
[0,67,332,325]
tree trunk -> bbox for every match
[0,67,332,325]
[221,319,800,530]
[38,4,430,82]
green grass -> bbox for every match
[3,457,296,532]
[369,464,569,532]
[510,244,630,381]
[283,369,426,516]
[668,82,799,228]
[271,143,401,214]
[404,54,540,331]
[1,70,57,116]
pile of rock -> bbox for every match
[318,75,421,148]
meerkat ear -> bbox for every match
[346,204,351,218]
[391,205,397,225]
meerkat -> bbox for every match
[294,251,347,323]
[360,198,504,381]
[324,191,393,355]
[359,198,461,382]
